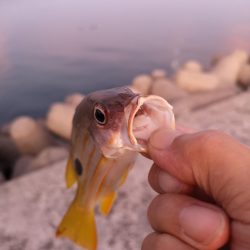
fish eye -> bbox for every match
[94,105,107,125]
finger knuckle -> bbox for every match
[141,233,164,250]
[147,194,174,232]
[173,130,226,154]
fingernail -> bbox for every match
[149,129,179,150]
[180,205,224,244]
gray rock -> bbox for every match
[0,172,5,184]
[212,49,248,87]
[183,60,202,72]
[151,69,167,80]
[31,146,68,170]
[237,63,250,90]
[211,54,223,66]
[128,85,140,94]
[151,78,187,102]
[9,116,52,155]
[0,134,19,179]
[175,68,220,93]
[175,50,249,93]
[0,155,153,250]
[46,103,75,140]
[13,147,68,178]
[13,156,34,178]
[131,74,152,95]
[65,93,85,108]
[0,123,10,135]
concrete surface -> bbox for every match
[178,90,250,145]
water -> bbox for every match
[0,0,250,124]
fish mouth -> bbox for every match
[126,95,175,152]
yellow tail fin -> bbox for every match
[56,201,97,250]
[99,192,117,216]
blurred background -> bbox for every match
[0,1,250,250]
[0,0,250,123]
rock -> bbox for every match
[46,103,75,140]
[131,74,152,95]
[212,49,248,86]
[31,146,68,170]
[175,69,220,93]
[151,69,166,79]
[176,50,249,93]
[128,85,140,94]
[237,63,250,90]
[0,173,5,184]
[64,93,84,108]
[0,123,10,135]
[151,78,187,102]
[183,60,202,72]
[13,147,68,178]
[211,54,223,66]
[9,116,52,155]
[0,135,19,179]
[13,156,34,178]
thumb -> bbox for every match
[148,129,250,248]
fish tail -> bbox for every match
[56,200,97,250]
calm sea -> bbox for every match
[0,0,249,124]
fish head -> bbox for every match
[75,87,175,158]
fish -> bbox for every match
[56,87,175,250]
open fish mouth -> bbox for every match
[126,95,175,152]
[99,92,175,158]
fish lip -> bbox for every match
[126,95,175,152]
[127,96,143,147]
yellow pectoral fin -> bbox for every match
[65,158,77,188]
[119,169,129,187]
[99,192,117,216]
[56,201,97,250]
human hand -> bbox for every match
[142,129,250,250]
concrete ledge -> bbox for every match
[178,91,250,145]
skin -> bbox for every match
[142,128,250,250]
